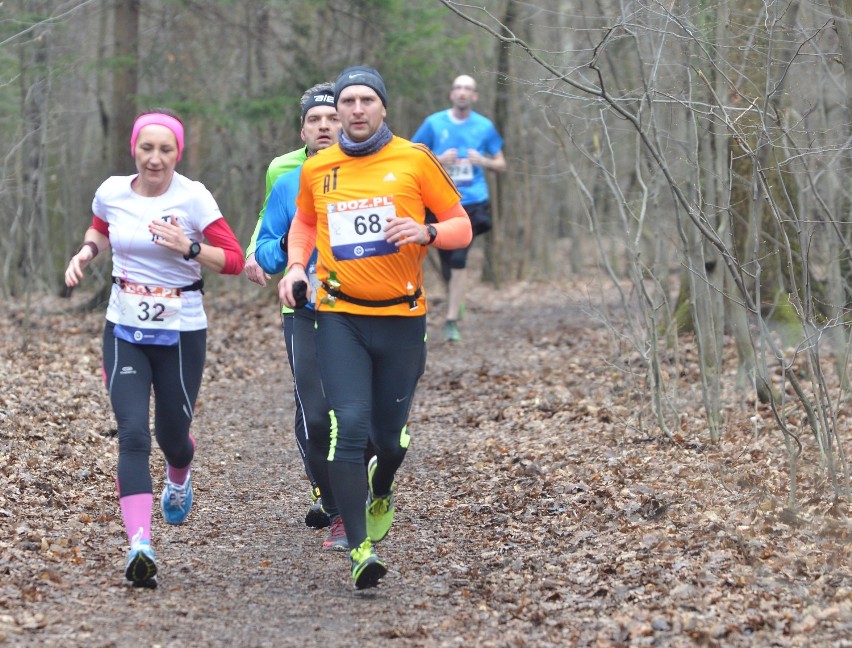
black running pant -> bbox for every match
[103,322,205,497]
[315,312,427,548]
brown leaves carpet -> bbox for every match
[1,273,850,647]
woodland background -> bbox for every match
[2,0,849,505]
[0,1,851,644]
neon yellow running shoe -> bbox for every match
[350,538,387,590]
[366,456,395,543]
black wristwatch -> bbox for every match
[279,233,289,253]
[423,224,437,246]
[184,241,202,260]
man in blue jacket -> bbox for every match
[254,83,350,550]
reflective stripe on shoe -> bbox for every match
[125,528,157,588]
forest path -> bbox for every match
[1,271,849,647]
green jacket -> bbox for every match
[245,146,308,314]
[245,146,308,257]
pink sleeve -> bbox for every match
[203,218,246,275]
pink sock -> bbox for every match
[120,493,153,544]
[166,464,191,485]
[166,434,196,484]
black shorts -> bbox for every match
[465,201,493,236]
[426,201,492,236]
[433,201,492,274]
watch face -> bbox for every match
[185,241,201,260]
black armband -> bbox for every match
[76,241,99,258]
[279,233,289,253]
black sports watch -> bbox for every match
[184,241,202,260]
[423,224,438,246]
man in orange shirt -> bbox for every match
[279,65,472,589]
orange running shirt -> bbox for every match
[295,136,462,316]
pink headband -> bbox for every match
[130,113,185,161]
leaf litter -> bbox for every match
[0,274,849,647]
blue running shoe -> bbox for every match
[366,456,395,543]
[125,528,157,588]
[160,470,193,525]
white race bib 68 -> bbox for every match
[327,196,398,261]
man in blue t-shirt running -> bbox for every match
[412,74,506,342]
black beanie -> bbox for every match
[300,90,336,123]
[334,66,388,107]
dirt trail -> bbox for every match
[1,272,850,647]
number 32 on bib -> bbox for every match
[114,282,182,346]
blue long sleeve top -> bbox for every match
[254,166,319,308]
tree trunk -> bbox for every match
[484,0,515,286]
[19,16,50,297]
[110,0,139,174]
[827,0,852,390]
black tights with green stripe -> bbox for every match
[313,311,426,548]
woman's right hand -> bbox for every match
[64,248,94,287]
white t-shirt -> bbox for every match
[93,172,222,331]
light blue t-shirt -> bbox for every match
[411,110,503,205]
